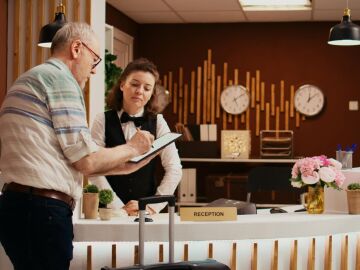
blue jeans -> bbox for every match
[0,190,74,270]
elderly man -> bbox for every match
[0,22,154,270]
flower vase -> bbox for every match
[307,185,324,214]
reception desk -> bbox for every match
[1,210,360,269]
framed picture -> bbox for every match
[221,130,251,159]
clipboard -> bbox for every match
[129,132,182,163]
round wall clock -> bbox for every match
[220,85,250,115]
[294,84,325,117]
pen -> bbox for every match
[136,127,154,148]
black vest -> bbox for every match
[104,110,157,204]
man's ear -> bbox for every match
[70,40,82,59]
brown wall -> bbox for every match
[0,0,7,106]
[106,3,140,57]
[136,22,360,164]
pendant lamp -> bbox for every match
[328,7,360,46]
[38,2,67,48]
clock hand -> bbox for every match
[307,90,311,103]
[308,93,319,101]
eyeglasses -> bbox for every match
[81,41,102,69]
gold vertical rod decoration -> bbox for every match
[307,238,316,270]
[246,108,250,130]
[190,71,195,113]
[256,104,260,136]
[87,245,92,270]
[184,84,188,125]
[341,235,348,270]
[261,82,265,111]
[178,95,183,123]
[271,240,279,270]
[251,77,256,108]
[271,84,275,116]
[290,240,298,270]
[234,69,239,129]
[111,244,117,268]
[73,0,80,21]
[211,64,216,124]
[207,49,212,78]
[285,101,289,130]
[196,67,202,124]
[243,72,250,124]
[275,106,280,131]
[85,0,91,24]
[290,85,295,117]
[179,67,183,98]
[183,244,189,261]
[252,243,258,270]
[256,70,260,102]
[174,83,178,115]
[356,235,360,270]
[134,245,139,265]
[203,60,208,124]
[228,80,233,123]
[207,68,211,123]
[159,244,164,263]
[13,0,20,81]
[302,115,306,121]
[25,0,33,71]
[265,102,270,130]
[324,235,332,270]
[216,75,221,118]
[222,62,228,130]
[208,243,213,259]
[163,75,168,90]
[36,0,44,65]
[280,80,285,112]
[296,112,300,128]
[231,242,237,270]
[168,71,173,98]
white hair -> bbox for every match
[51,22,97,54]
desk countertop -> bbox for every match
[74,212,360,242]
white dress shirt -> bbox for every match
[90,109,182,213]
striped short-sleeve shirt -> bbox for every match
[0,58,99,200]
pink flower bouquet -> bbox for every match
[290,155,345,190]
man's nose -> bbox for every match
[91,66,97,74]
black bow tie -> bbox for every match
[120,112,146,127]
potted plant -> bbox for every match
[98,189,114,220]
[83,184,99,219]
[346,182,360,214]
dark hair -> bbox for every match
[106,58,160,115]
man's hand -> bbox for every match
[123,200,156,216]
[127,129,154,156]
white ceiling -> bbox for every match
[106,0,360,23]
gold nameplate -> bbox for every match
[179,207,237,221]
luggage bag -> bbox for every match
[102,195,230,270]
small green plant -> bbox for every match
[99,189,114,208]
[347,183,360,190]
[83,184,99,193]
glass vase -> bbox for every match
[307,184,324,214]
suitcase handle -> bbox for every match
[138,195,176,266]
[138,195,176,210]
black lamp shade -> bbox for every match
[328,13,360,46]
[38,12,66,48]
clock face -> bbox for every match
[294,84,325,117]
[220,85,250,115]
